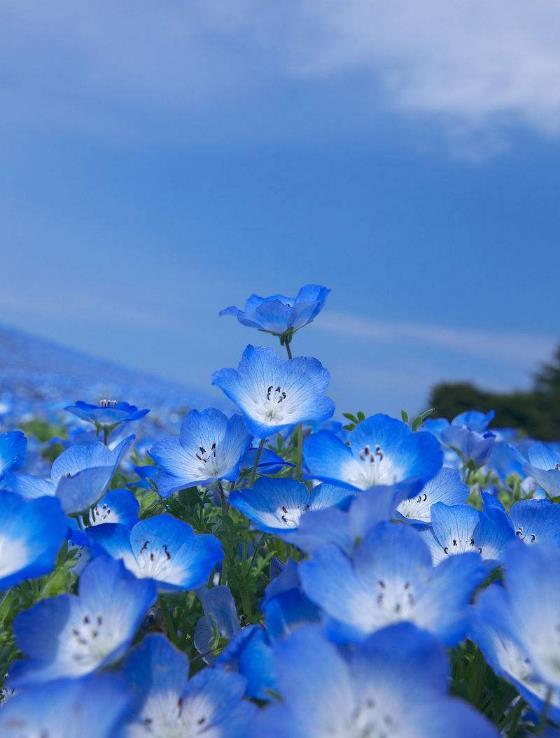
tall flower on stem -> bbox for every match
[65,400,149,443]
[220,284,330,358]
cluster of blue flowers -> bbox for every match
[0,284,559,737]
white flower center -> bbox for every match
[344,446,404,490]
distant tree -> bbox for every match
[428,346,560,440]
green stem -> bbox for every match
[249,439,266,486]
[217,481,228,515]
[499,697,525,734]
[102,426,110,445]
[536,687,553,734]
[249,533,265,569]
[285,340,293,360]
[159,596,179,644]
[295,424,303,480]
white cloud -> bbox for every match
[2,1,560,142]
[317,311,556,364]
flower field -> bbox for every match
[0,285,559,737]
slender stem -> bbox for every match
[536,687,553,734]
[285,340,293,360]
[249,533,265,568]
[295,424,303,480]
[249,439,266,486]
[217,481,228,515]
[102,426,110,446]
[159,596,179,644]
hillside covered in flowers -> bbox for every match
[0,285,559,738]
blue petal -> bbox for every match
[0,674,134,738]
[510,499,560,546]
[397,467,468,523]
[527,442,560,470]
[303,430,356,490]
[0,430,26,478]
[123,633,189,699]
[230,478,311,534]
[11,556,156,685]
[0,491,67,590]
[129,514,224,590]
[88,488,140,528]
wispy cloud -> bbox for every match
[2,1,560,145]
[317,311,556,364]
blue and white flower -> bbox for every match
[212,346,335,438]
[86,488,140,528]
[7,435,134,514]
[149,409,251,497]
[9,555,156,686]
[220,284,330,340]
[525,442,560,497]
[473,542,560,693]
[0,674,134,738]
[420,501,514,564]
[255,623,498,738]
[299,521,486,645]
[87,514,223,591]
[0,490,67,590]
[303,413,442,493]
[230,478,352,535]
[122,633,255,738]
[283,485,399,555]
[397,467,469,523]
[65,399,149,431]
[509,498,560,545]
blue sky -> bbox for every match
[0,2,558,415]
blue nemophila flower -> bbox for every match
[525,442,560,497]
[509,498,560,545]
[255,624,498,738]
[431,411,496,467]
[122,633,255,738]
[420,501,514,565]
[397,467,469,523]
[217,624,276,701]
[220,284,330,340]
[9,555,156,686]
[477,544,560,688]
[65,399,149,431]
[194,585,241,663]
[299,521,486,645]
[303,413,442,493]
[472,588,560,723]
[229,478,352,535]
[0,674,134,738]
[86,488,140,528]
[87,514,223,591]
[0,491,67,590]
[0,430,26,480]
[149,409,251,497]
[452,410,495,433]
[8,435,134,514]
[212,346,334,438]
[284,485,399,555]
[489,440,527,481]
[216,563,320,701]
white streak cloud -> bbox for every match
[317,311,556,364]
